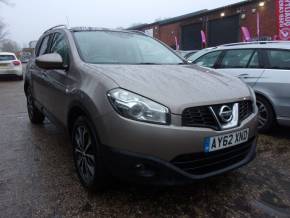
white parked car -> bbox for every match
[187,41,290,133]
[0,52,23,80]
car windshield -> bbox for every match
[187,48,215,61]
[73,31,184,65]
[0,55,15,61]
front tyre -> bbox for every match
[72,116,108,191]
[256,96,275,133]
[26,87,45,124]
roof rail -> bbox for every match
[222,41,290,47]
[43,25,67,34]
[129,30,147,35]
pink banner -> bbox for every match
[174,36,180,50]
[241,26,251,42]
[257,12,260,38]
[201,30,207,46]
[277,0,290,40]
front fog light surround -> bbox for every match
[107,89,170,125]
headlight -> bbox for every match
[107,88,170,125]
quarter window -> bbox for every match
[193,51,222,68]
[50,33,69,66]
[266,50,290,70]
[220,49,254,68]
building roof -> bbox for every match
[128,0,257,30]
[127,10,207,30]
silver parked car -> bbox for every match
[24,26,258,190]
[187,42,290,133]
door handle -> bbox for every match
[238,74,249,79]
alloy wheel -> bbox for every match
[257,100,269,130]
[73,125,96,183]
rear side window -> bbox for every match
[193,51,222,68]
[220,49,254,68]
[266,50,290,70]
[0,55,15,61]
[38,35,50,56]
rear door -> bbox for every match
[257,49,290,119]
[215,49,265,87]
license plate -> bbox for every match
[0,63,8,67]
[204,129,249,153]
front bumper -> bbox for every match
[95,105,258,184]
[95,109,258,161]
[102,136,257,185]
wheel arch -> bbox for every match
[67,102,93,136]
[254,91,277,119]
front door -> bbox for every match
[31,34,52,108]
[41,32,71,124]
[216,49,265,87]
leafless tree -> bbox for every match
[0,0,10,4]
[0,21,7,41]
[0,39,20,52]
[0,0,11,41]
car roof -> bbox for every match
[216,41,290,50]
[42,25,147,37]
[0,52,16,56]
[188,41,290,61]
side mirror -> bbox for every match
[36,53,66,70]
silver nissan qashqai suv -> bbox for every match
[24,25,258,190]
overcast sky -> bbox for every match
[0,0,241,46]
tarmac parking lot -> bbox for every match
[0,76,290,218]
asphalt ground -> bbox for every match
[0,73,289,218]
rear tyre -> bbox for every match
[72,116,108,191]
[26,87,45,124]
[256,95,275,133]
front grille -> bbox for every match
[182,106,219,130]
[239,100,253,121]
[182,100,253,130]
[171,138,254,175]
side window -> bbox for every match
[38,36,50,56]
[193,51,222,68]
[50,33,69,66]
[220,49,254,68]
[248,51,260,68]
[266,50,290,70]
